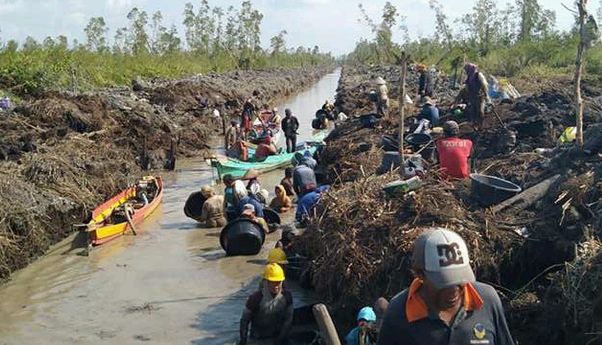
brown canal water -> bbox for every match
[0,69,341,345]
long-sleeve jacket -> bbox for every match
[281,116,299,137]
[199,195,226,228]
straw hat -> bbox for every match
[423,96,435,106]
[200,185,215,198]
[374,76,386,85]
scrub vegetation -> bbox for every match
[348,0,602,80]
[0,1,333,97]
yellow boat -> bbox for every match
[86,176,163,246]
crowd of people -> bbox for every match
[200,63,519,344]
[369,62,505,180]
[236,227,515,345]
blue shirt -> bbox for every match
[237,195,264,218]
[346,327,375,345]
[295,185,329,222]
[419,105,440,126]
[224,187,234,208]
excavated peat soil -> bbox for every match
[0,66,332,281]
[297,65,602,344]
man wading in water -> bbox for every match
[239,263,293,345]
[377,228,514,345]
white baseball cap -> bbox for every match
[412,228,475,289]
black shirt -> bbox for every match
[377,282,515,345]
[281,116,299,137]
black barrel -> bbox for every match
[184,191,207,220]
[381,134,399,151]
[470,173,522,207]
[405,133,434,160]
[263,207,281,225]
[226,207,238,222]
[220,219,266,256]
[377,151,401,174]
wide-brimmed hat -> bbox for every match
[423,97,435,106]
[374,76,386,85]
[200,185,215,197]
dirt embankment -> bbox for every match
[0,66,333,281]
[297,65,602,344]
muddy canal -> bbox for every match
[0,69,341,345]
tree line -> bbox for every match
[348,0,602,78]
[0,1,333,95]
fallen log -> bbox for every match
[492,174,561,213]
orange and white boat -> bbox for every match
[86,176,163,246]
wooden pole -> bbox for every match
[575,0,588,149]
[312,304,341,345]
[399,53,408,166]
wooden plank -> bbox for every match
[312,304,341,345]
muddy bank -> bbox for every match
[297,65,602,344]
[0,66,333,281]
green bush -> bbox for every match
[0,47,334,96]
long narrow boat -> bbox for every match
[211,145,320,180]
[211,129,328,179]
[86,176,163,246]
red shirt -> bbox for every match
[436,137,473,179]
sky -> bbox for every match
[0,0,590,55]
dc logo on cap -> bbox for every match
[436,243,464,267]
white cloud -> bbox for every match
[0,0,24,15]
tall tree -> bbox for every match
[84,17,108,52]
[42,36,56,49]
[182,1,215,54]
[5,40,18,52]
[428,0,454,49]
[223,6,239,53]
[150,11,167,54]
[358,2,401,63]
[515,0,556,41]
[56,35,68,49]
[157,25,181,54]
[461,0,499,55]
[238,1,263,53]
[23,36,40,51]
[270,30,287,55]
[113,27,129,54]
[212,6,225,54]
[127,7,150,55]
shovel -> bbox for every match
[485,103,507,129]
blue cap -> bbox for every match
[357,306,376,322]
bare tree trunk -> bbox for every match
[399,53,408,164]
[575,0,588,149]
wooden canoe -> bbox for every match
[211,129,329,180]
[86,176,163,246]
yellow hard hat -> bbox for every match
[267,248,288,264]
[559,126,576,144]
[264,263,285,282]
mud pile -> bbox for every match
[298,64,602,344]
[0,66,332,281]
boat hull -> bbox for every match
[87,177,164,246]
[211,129,328,180]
